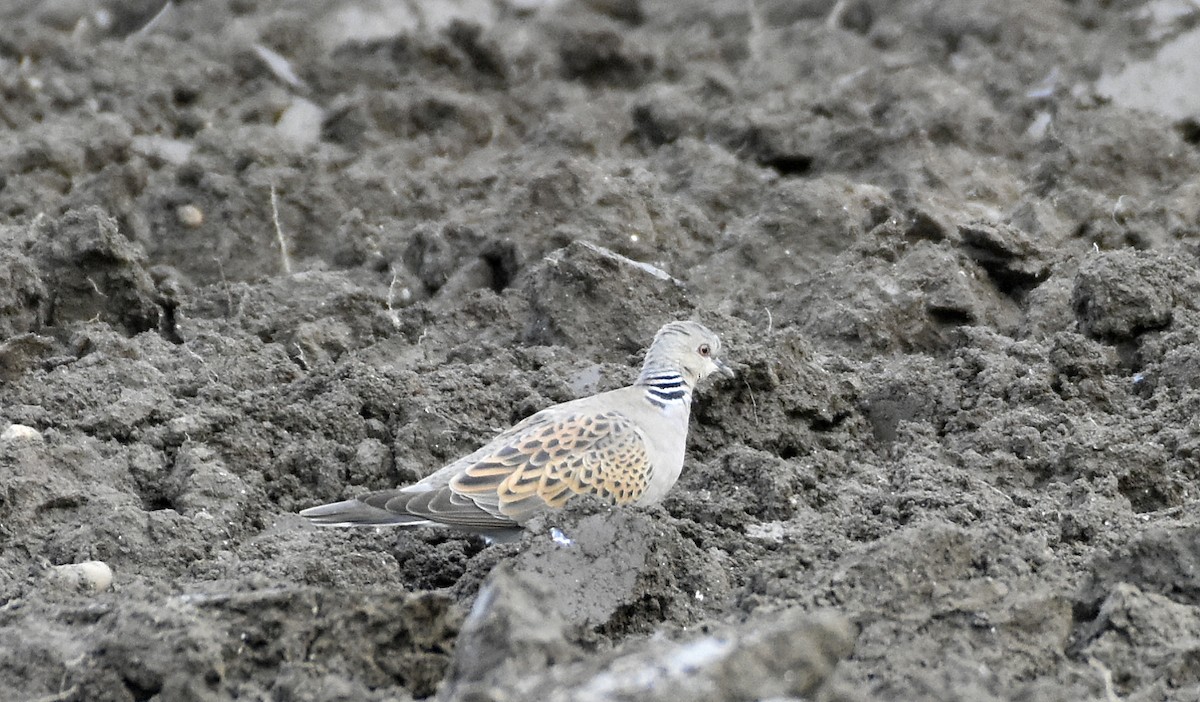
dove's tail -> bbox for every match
[299,499,433,527]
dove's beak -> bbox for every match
[715,359,735,378]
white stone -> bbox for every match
[1,424,43,442]
[276,97,324,145]
[48,561,114,593]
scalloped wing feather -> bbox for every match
[448,409,652,523]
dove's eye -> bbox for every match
[698,344,711,357]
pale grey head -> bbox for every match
[638,321,734,387]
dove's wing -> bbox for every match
[302,404,653,529]
[447,408,652,523]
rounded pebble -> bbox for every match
[176,203,204,228]
[48,561,114,593]
[1,424,43,442]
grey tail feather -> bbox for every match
[299,499,433,528]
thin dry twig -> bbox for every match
[130,1,173,39]
[1088,657,1123,702]
[742,377,760,427]
[386,271,403,329]
[183,341,219,383]
[1111,195,1129,225]
[29,685,80,702]
[825,0,848,29]
[214,257,235,318]
[270,184,293,275]
[745,0,765,64]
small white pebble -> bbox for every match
[275,97,324,145]
[93,9,113,30]
[2,424,42,442]
[1025,111,1053,139]
[550,527,575,547]
[48,561,114,593]
[131,134,193,165]
[176,204,204,228]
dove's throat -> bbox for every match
[636,369,693,408]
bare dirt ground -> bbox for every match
[3,0,1200,700]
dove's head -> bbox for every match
[640,321,734,386]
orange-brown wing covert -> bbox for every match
[449,410,652,523]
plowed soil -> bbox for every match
[3,1,1200,700]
